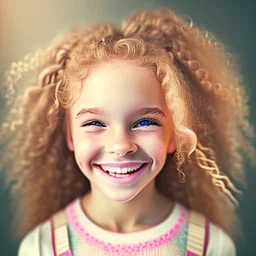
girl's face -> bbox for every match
[66,60,175,202]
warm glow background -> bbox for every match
[0,0,255,255]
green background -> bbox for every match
[0,0,255,255]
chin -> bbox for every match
[108,188,148,203]
[105,190,141,203]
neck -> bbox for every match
[80,182,173,233]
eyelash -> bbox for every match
[81,117,162,128]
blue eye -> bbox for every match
[133,118,161,128]
[81,118,161,128]
[81,121,105,127]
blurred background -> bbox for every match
[0,0,255,255]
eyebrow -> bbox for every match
[75,107,167,119]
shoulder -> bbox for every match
[181,205,236,256]
[18,199,78,256]
[206,221,236,256]
[18,219,53,256]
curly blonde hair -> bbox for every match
[1,8,255,242]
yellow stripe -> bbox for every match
[52,210,71,255]
[186,210,206,256]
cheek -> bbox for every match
[75,159,83,170]
[73,136,100,168]
[141,134,168,166]
[152,143,168,166]
[147,131,167,149]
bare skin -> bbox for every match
[67,60,176,233]
[80,181,174,233]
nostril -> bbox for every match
[105,143,138,156]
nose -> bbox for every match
[104,129,138,157]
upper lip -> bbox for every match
[95,162,148,168]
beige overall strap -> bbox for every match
[51,210,73,256]
[186,210,206,256]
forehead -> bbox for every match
[86,60,155,86]
[70,60,169,114]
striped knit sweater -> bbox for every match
[18,198,236,256]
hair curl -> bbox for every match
[1,8,255,242]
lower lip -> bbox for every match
[95,163,149,185]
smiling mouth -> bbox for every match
[98,163,147,178]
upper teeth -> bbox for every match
[101,164,143,174]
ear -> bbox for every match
[65,111,74,152]
[167,139,176,154]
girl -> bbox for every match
[1,7,255,256]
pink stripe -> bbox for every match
[59,252,73,256]
[186,217,209,256]
[50,217,57,256]
[50,216,73,256]
[186,251,198,256]
[203,219,210,256]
